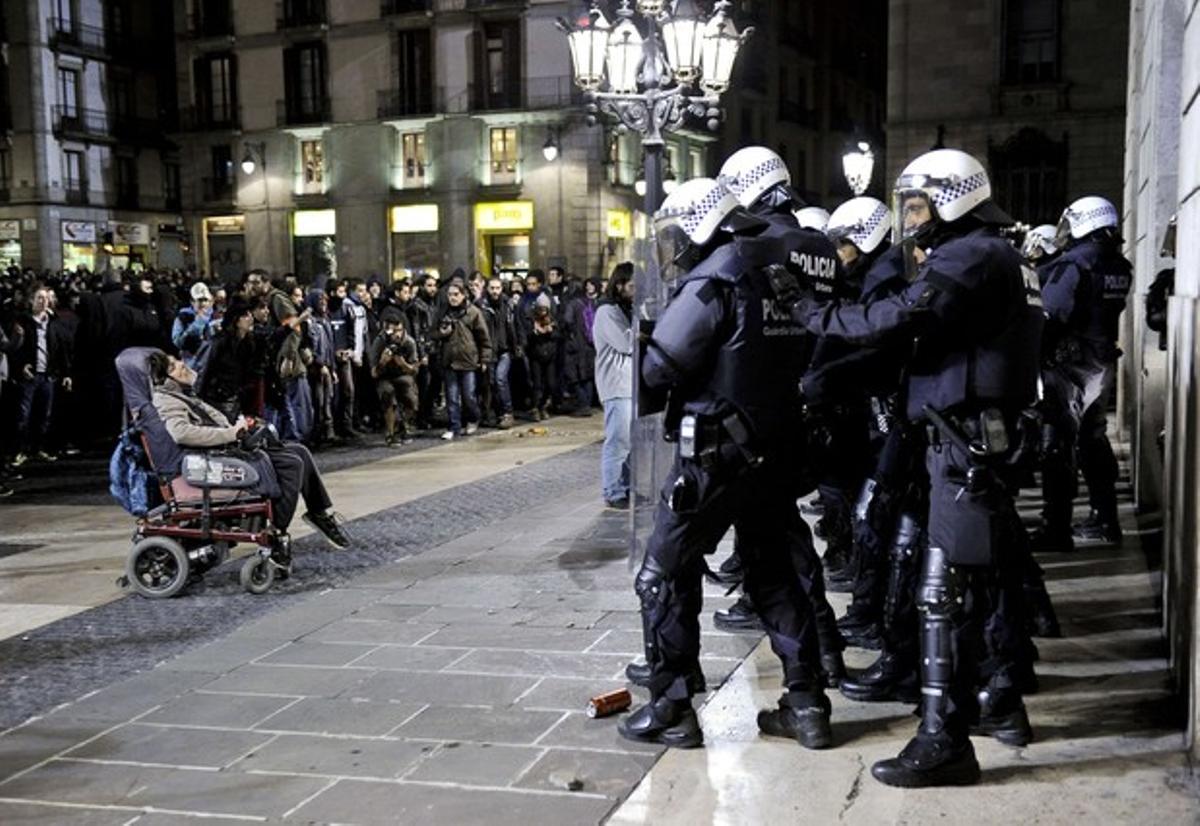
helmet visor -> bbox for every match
[1054,215,1073,250]
[892,190,934,241]
[655,223,691,283]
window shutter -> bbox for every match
[471,28,485,110]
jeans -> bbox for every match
[283,376,314,443]
[444,369,479,434]
[17,375,56,454]
[310,367,335,440]
[601,397,632,502]
[491,352,513,415]
[335,358,356,433]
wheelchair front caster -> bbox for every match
[240,554,275,595]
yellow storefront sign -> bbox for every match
[607,209,632,239]
[293,209,336,237]
[474,201,534,232]
[390,205,440,234]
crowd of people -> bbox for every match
[0,260,637,501]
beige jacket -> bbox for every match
[151,380,240,448]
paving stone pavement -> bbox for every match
[0,441,605,730]
[0,439,752,824]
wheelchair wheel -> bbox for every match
[126,537,190,599]
[240,556,274,595]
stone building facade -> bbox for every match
[0,0,182,272]
[1121,0,1200,760]
[886,0,1128,223]
[171,0,723,285]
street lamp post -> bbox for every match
[560,0,751,215]
[560,0,751,562]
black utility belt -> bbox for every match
[924,406,1012,458]
[678,413,761,471]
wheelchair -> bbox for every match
[113,347,293,598]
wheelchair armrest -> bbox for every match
[180,452,262,490]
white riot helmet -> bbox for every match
[826,198,891,255]
[1055,196,1119,247]
[892,148,1010,243]
[795,207,831,231]
[718,146,792,209]
[653,177,763,278]
[1021,224,1058,261]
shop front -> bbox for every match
[389,204,440,282]
[204,215,246,281]
[292,209,336,285]
[0,220,21,269]
[474,201,533,280]
[62,220,97,272]
[604,208,633,275]
[109,222,151,272]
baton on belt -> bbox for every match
[922,404,988,459]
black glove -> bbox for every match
[764,264,807,310]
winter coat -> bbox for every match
[432,303,492,371]
[593,302,633,402]
[560,295,596,385]
[478,296,517,358]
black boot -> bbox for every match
[1072,511,1122,544]
[706,553,744,586]
[820,651,846,687]
[973,690,1033,746]
[757,692,832,750]
[839,651,920,703]
[624,661,707,694]
[1028,524,1074,554]
[713,595,764,632]
[838,617,883,650]
[618,697,703,749]
[973,704,1033,747]
[872,734,981,788]
[1026,587,1062,638]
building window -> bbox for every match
[58,68,79,118]
[402,132,426,188]
[989,127,1067,224]
[115,155,137,207]
[53,0,74,31]
[299,138,325,193]
[689,147,704,178]
[163,161,181,209]
[666,143,682,185]
[1004,0,1059,84]
[475,21,520,110]
[489,127,517,184]
[608,132,635,187]
[393,30,432,116]
[63,149,85,201]
[195,53,236,127]
[207,144,232,200]
[196,0,233,37]
[110,74,133,121]
[0,147,11,192]
[283,42,328,124]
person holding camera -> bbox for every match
[431,282,491,440]
[369,311,420,446]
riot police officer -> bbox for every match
[1021,224,1060,268]
[780,149,1043,786]
[619,177,833,750]
[705,147,846,685]
[1034,197,1131,549]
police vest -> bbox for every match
[1063,238,1132,353]
[755,210,843,297]
[677,237,809,445]
[905,230,1044,420]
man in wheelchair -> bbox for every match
[146,351,350,551]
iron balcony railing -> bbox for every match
[277,96,332,126]
[277,0,327,29]
[179,104,242,132]
[381,0,432,14]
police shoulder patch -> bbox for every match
[1020,264,1044,308]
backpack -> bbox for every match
[108,427,162,516]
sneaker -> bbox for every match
[35,451,57,463]
[1072,517,1122,544]
[498,413,515,429]
[441,431,455,441]
[385,434,398,448]
[10,453,27,468]
[605,497,630,510]
[465,423,479,436]
[0,483,13,498]
[400,436,415,445]
[302,511,351,550]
